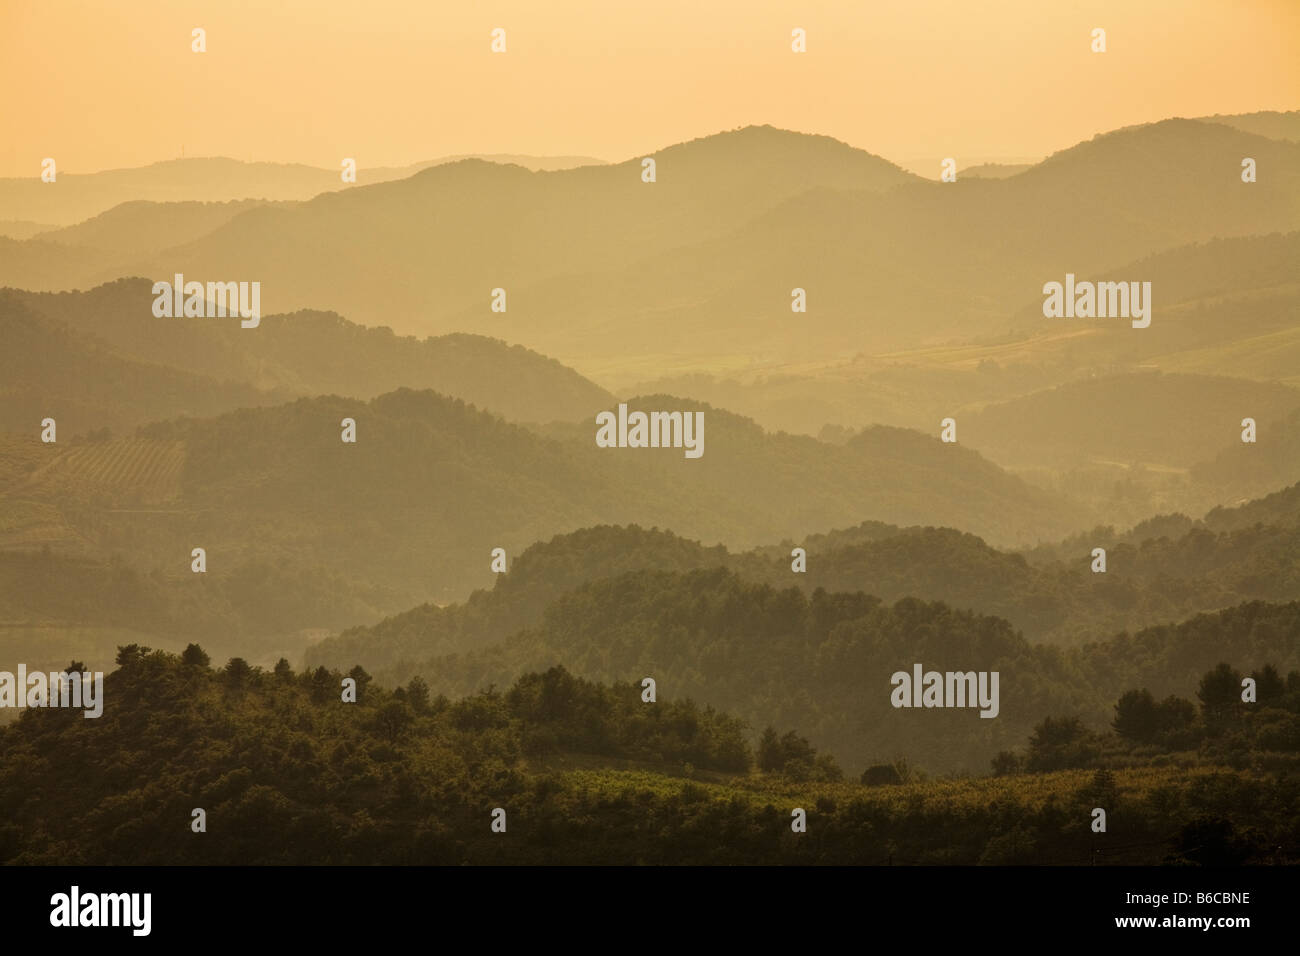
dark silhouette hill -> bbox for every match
[310,561,1300,772]
[309,503,1300,678]
[1,646,1293,864]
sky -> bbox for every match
[2,0,1297,177]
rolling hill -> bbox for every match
[0,281,615,425]
[0,153,607,226]
[0,294,285,438]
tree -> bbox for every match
[757,727,782,772]
[862,763,903,786]
[273,658,293,681]
[1154,696,1196,736]
[181,644,210,669]
[406,675,430,713]
[309,666,335,702]
[1252,664,1285,705]
[779,731,817,768]
[990,751,1022,777]
[1026,716,1098,772]
[348,665,373,703]
[371,701,412,743]
[1197,662,1243,723]
[1113,689,1158,742]
[224,657,253,688]
[115,644,151,668]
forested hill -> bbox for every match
[314,559,1300,773]
[3,646,1293,864]
[118,388,1088,597]
[309,506,1300,678]
[2,281,615,426]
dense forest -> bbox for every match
[312,555,1300,772]
[1,646,1293,865]
[308,513,1300,664]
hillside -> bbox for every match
[0,295,285,437]
[0,387,1095,673]
[959,372,1300,470]
[33,199,272,256]
[132,388,1085,574]
[1192,109,1300,142]
[4,121,1294,384]
[3,280,615,425]
[1191,405,1300,503]
[315,563,1300,772]
[309,509,1300,676]
[2,649,1293,865]
[0,153,607,226]
[624,231,1300,438]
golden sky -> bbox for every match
[2,0,1297,177]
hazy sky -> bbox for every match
[3,0,1297,176]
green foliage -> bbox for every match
[755,726,841,782]
[1198,662,1244,724]
[2,646,1295,865]
[329,558,1300,773]
[1026,717,1099,772]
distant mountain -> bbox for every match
[1193,109,1300,142]
[4,121,1293,380]
[459,119,1299,373]
[2,280,615,425]
[398,153,607,173]
[1006,230,1300,329]
[0,294,282,438]
[0,220,55,240]
[33,199,271,255]
[959,372,1300,470]
[1191,405,1300,503]
[0,154,607,226]
[622,230,1300,438]
[106,126,918,341]
[0,388,1092,627]
[958,163,1032,179]
[1204,480,1300,530]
